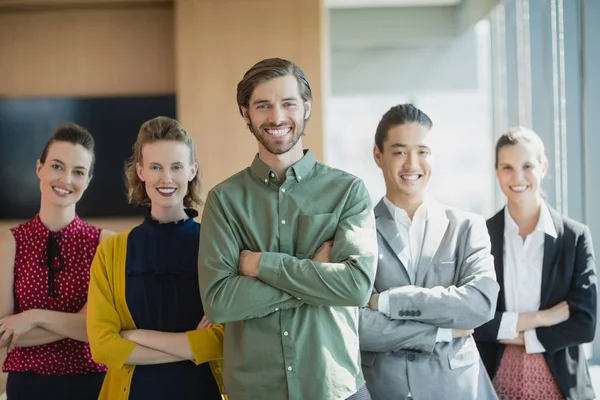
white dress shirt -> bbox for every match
[496,203,558,353]
[378,197,453,343]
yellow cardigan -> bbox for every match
[86,229,226,400]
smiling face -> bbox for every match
[496,141,547,207]
[241,74,311,156]
[374,123,434,205]
[135,140,198,213]
[36,141,93,210]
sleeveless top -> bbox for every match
[3,214,108,375]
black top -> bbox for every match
[125,209,221,400]
[474,206,597,400]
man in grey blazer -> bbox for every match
[360,104,499,400]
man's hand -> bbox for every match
[369,293,379,311]
[539,300,570,327]
[238,250,262,277]
[452,329,474,338]
[196,315,213,330]
[312,241,333,263]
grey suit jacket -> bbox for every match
[360,199,500,400]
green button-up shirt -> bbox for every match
[198,150,378,400]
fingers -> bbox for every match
[197,315,213,329]
[8,333,19,352]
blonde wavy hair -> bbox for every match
[124,116,204,208]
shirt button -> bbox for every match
[264,179,268,184]
[281,188,286,193]
[407,354,416,362]
[270,172,275,178]
[297,175,302,180]
[287,366,293,371]
[284,331,289,336]
[281,220,286,225]
[296,297,301,300]
[275,307,279,311]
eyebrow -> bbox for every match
[389,143,430,149]
[252,97,301,105]
[50,159,88,171]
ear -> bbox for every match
[136,162,145,182]
[241,107,251,125]
[373,144,384,168]
[190,162,199,181]
[541,158,549,178]
[304,101,312,120]
[36,159,43,179]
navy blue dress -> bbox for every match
[125,209,221,400]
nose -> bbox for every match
[404,152,419,170]
[160,168,173,183]
[269,105,285,125]
[59,171,72,185]
[514,167,524,180]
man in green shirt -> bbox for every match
[197,58,378,400]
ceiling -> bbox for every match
[326,0,461,8]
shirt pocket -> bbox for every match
[429,259,457,286]
[296,213,337,259]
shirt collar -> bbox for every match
[503,202,557,238]
[250,149,316,185]
[383,196,429,226]
[31,214,84,238]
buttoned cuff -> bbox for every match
[496,312,519,340]
[257,252,284,285]
[436,328,453,342]
[378,290,391,317]
[524,329,546,354]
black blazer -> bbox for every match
[474,206,597,400]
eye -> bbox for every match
[150,165,161,171]
[419,150,430,156]
[502,166,512,171]
[257,104,269,110]
[51,164,63,170]
[394,151,406,156]
[523,164,533,169]
[283,102,297,108]
[172,165,183,171]
[74,170,85,176]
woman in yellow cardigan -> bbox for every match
[86,116,225,400]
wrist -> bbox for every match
[28,309,44,327]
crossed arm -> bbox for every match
[360,217,498,355]
[0,230,116,350]
[474,226,597,353]
[198,182,378,324]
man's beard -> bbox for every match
[249,119,306,155]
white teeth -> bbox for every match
[158,188,176,194]
[53,187,71,195]
[511,185,527,192]
[266,128,290,137]
[401,175,420,181]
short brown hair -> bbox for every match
[124,116,203,208]
[494,126,547,169]
[40,123,96,177]
[236,58,312,116]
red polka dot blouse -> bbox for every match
[3,214,108,375]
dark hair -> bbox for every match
[494,126,547,168]
[39,123,96,177]
[124,116,203,208]
[236,58,312,116]
[374,104,433,151]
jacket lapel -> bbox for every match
[374,200,415,283]
[540,206,563,307]
[415,201,449,285]
[487,209,506,312]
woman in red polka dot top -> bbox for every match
[0,123,112,399]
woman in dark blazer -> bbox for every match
[474,127,597,400]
